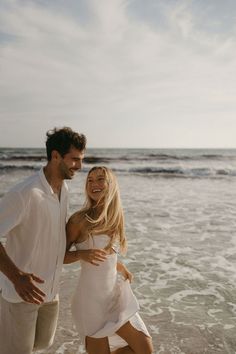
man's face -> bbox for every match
[59,147,85,180]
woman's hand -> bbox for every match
[117,262,134,282]
[64,248,107,265]
[78,249,107,266]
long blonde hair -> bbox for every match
[82,166,127,254]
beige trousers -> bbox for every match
[0,295,59,354]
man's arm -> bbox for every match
[0,242,45,304]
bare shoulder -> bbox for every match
[66,210,90,243]
[68,210,86,225]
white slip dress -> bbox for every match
[71,234,151,352]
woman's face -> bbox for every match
[86,169,108,203]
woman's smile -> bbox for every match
[87,169,108,201]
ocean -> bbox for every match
[0,147,236,354]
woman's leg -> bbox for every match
[86,336,110,354]
[112,346,135,354]
[115,322,153,354]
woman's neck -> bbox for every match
[89,207,101,219]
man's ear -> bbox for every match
[51,150,61,161]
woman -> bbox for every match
[64,166,153,354]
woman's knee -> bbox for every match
[134,339,153,354]
[143,337,154,354]
[142,336,154,354]
[86,336,110,354]
[116,322,153,354]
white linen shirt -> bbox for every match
[0,168,68,303]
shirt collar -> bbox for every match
[39,167,68,198]
[39,167,54,195]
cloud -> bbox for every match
[0,0,236,147]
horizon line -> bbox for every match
[1,146,236,150]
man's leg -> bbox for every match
[34,296,59,350]
[0,295,39,354]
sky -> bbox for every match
[1,0,236,148]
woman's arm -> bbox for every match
[117,261,133,282]
[64,218,107,265]
[64,219,80,264]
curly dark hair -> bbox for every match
[45,127,87,161]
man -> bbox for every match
[0,127,106,354]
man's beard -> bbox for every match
[59,162,74,180]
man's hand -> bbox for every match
[0,242,45,304]
[13,271,45,304]
[78,249,107,266]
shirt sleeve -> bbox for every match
[0,190,24,239]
